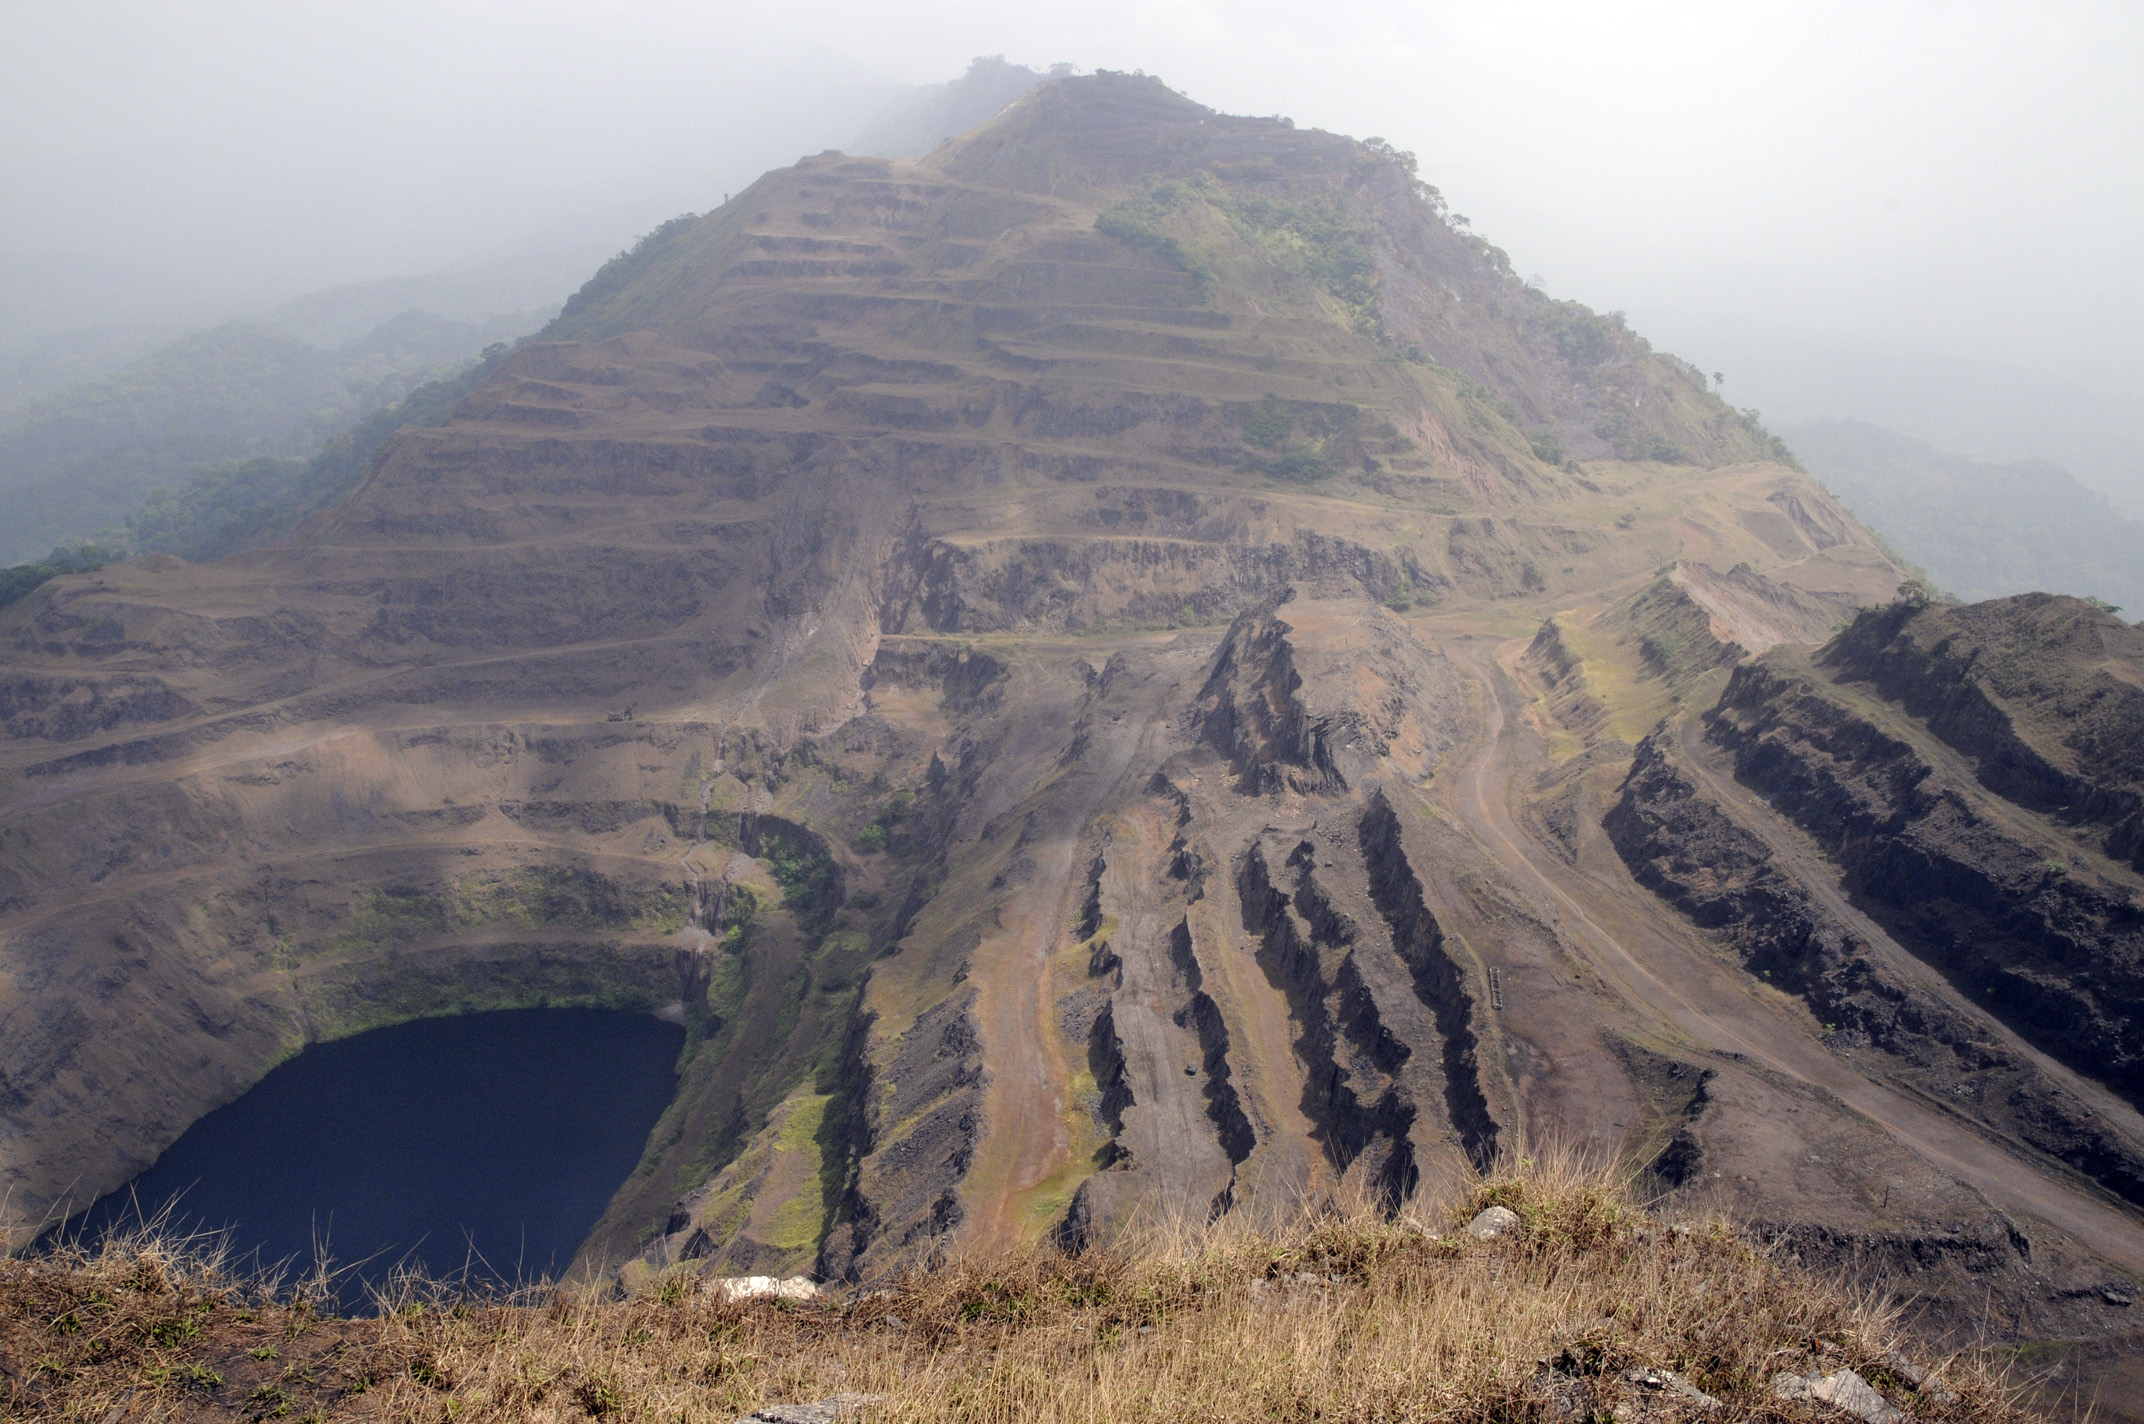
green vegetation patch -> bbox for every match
[1092,173,1386,338]
[757,824,840,938]
[1235,394,1369,483]
[713,884,761,956]
[1539,300,1634,368]
[334,865,689,952]
[763,1093,835,1254]
[854,786,915,853]
[1215,193,1381,336]
[1093,183,1212,289]
[0,544,117,611]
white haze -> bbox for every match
[5,0,2139,503]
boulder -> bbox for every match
[711,1275,821,1302]
[1466,1205,1522,1240]
[738,1396,885,1424]
[1771,1368,1903,1424]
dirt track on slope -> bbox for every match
[961,650,1203,1249]
[1440,634,2144,1272]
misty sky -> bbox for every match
[6,1,2139,411]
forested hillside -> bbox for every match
[0,308,542,563]
[1785,418,2144,611]
[0,345,511,606]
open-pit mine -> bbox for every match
[5,72,2142,1394]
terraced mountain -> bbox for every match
[4,73,2142,1390]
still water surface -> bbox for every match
[83,1008,682,1301]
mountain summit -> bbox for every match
[5,74,2140,1368]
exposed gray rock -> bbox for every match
[1625,1366,1721,1411]
[1466,1205,1521,1240]
[711,1274,820,1302]
[739,1394,886,1423]
[1877,1351,1957,1406]
[1772,1368,1903,1423]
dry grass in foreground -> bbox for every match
[3,1153,2031,1422]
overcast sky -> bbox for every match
[5,0,2139,406]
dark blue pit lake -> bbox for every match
[79,1008,683,1305]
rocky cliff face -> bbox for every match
[1595,595,2144,1397]
[9,74,2142,1392]
[1819,593,2144,874]
[1604,595,2144,1180]
[1605,726,2144,1207]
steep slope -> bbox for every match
[6,75,2142,1388]
[1600,593,2144,1376]
[1611,594,2144,1129]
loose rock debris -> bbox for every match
[1624,1366,1722,1411]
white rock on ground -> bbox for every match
[1772,1368,1904,1423]
[710,1275,821,1302]
[1465,1205,1522,1240]
[738,1395,885,1423]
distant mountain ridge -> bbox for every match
[0,57,1061,568]
[0,307,546,564]
[1650,312,2144,520]
[849,55,1053,159]
[1784,418,2144,613]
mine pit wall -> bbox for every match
[1821,600,2144,875]
[1604,731,2144,1208]
[811,997,881,1281]
[577,808,887,1276]
[1197,603,1343,795]
[1358,792,1500,1169]
[1705,661,2144,1108]
[1520,618,1609,739]
[298,940,687,1046]
[1599,1034,1717,1188]
[825,989,985,1281]
[815,861,983,1279]
[1237,842,1418,1204]
[820,643,1108,1279]
[0,840,702,1239]
[1058,773,1245,1242]
[1166,917,1257,1177]
[900,535,1336,636]
[0,687,903,1248]
[1086,987,1135,1163]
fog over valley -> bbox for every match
[6,2,2140,525]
